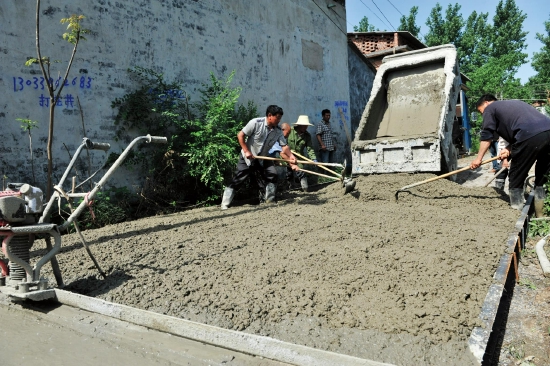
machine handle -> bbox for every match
[89,142,111,151]
[146,135,168,144]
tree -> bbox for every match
[424,3,464,47]
[459,11,492,75]
[398,6,420,37]
[25,0,88,198]
[528,14,550,100]
[16,118,38,185]
[353,16,376,32]
[491,0,528,74]
[462,1,529,121]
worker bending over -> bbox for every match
[470,94,550,215]
[279,115,317,192]
[221,105,297,210]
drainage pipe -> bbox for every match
[535,234,550,277]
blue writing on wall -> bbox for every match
[334,100,349,126]
[12,75,93,108]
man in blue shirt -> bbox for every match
[470,94,550,214]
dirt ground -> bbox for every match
[28,162,523,366]
[497,237,550,366]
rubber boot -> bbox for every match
[494,179,505,190]
[509,188,525,211]
[534,186,546,218]
[265,183,276,203]
[220,187,234,210]
[300,177,309,192]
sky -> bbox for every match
[344,0,550,83]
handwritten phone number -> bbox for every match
[13,76,92,92]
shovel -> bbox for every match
[395,156,499,201]
[252,155,344,168]
[291,150,356,194]
[483,166,507,187]
[253,156,355,194]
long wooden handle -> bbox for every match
[397,156,500,192]
[291,150,342,179]
[483,166,508,187]
[338,107,352,146]
[252,155,344,168]
[299,167,340,181]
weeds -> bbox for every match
[518,278,537,290]
[508,342,525,360]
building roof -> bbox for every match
[348,31,427,50]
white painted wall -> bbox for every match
[0,0,350,191]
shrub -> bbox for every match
[112,68,257,213]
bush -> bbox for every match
[112,68,257,213]
[77,187,134,229]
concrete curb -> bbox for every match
[468,192,534,364]
[53,289,393,366]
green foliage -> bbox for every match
[518,278,536,290]
[470,134,480,153]
[60,15,89,44]
[24,56,56,67]
[459,11,492,75]
[182,71,245,201]
[528,179,550,237]
[398,6,420,37]
[527,15,550,100]
[529,220,550,238]
[424,3,464,47]
[75,187,133,230]
[491,0,528,70]
[17,118,38,132]
[353,16,377,32]
[112,67,257,211]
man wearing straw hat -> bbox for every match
[281,115,317,192]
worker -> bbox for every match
[220,105,297,210]
[316,109,336,163]
[280,115,317,192]
[494,137,510,191]
[470,94,550,214]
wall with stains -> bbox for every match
[0,0,350,191]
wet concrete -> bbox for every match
[0,296,282,366]
[29,167,518,365]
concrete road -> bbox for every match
[0,296,285,366]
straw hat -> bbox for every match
[294,115,313,126]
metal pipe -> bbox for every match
[40,138,110,223]
[33,229,61,281]
[59,135,166,231]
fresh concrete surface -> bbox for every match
[0,293,287,366]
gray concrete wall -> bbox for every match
[0,0,350,191]
[347,45,375,140]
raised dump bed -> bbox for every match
[352,45,461,176]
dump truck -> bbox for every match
[352,44,461,177]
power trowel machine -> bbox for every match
[0,135,166,301]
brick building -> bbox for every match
[348,31,426,69]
